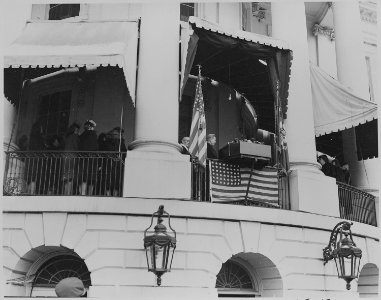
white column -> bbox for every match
[271,2,339,218]
[332,1,378,191]
[123,3,191,199]
[131,3,180,153]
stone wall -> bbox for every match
[2,197,379,299]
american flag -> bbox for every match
[189,70,207,167]
[209,160,279,206]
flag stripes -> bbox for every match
[189,71,207,167]
[210,160,279,206]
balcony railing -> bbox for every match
[337,182,377,227]
[3,151,126,196]
[191,158,290,209]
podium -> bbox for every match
[219,141,272,161]
[218,141,273,203]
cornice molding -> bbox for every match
[313,24,335,41]
[360,6,377,24]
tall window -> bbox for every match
[180,3,195,21]
[49,4,80,20]
[216,260,259,297]
[37,90,71,139]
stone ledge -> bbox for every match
[2,196,379,240]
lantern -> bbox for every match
[143,205,176,286]
[323,221,362,290]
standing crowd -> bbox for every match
[24,119,127,196]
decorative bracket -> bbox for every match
[322,221,352,264]
[313,24,335,41]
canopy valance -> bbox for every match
[310,63,378,137]
[4,19,140,105]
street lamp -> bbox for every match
[323,221,362,290]
[143,205,176,286]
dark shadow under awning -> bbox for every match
[180,17,293,133]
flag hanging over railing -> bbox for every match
[209,160,279,207]
[189,66,207,167]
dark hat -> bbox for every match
[84,120,96,127]
[55,277,85,297]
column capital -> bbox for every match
[128,139,182,153]
[313,24,335,41]
[289,161,322,174]
[360,6,377,24]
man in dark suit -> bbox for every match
[207,133,218,159]
[180,136,190,155]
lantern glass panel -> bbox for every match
[145,245,154,271]
[152,244,168,272]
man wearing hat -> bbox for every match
[78,120,98,195]
[55,277,87,297]
[207,133,218,159]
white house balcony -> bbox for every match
[2,2,379,299]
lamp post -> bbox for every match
[143,205,176,286]
[323,221,362,290]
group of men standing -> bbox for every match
[180,133,218,159]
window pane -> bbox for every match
[50,92,61,112]
[49,4,80,20]
[180,3,194,22]
[60,90,72,110]
[39,95,50,115]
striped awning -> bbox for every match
[188,16,290,50]
[4,19,139,105]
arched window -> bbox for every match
[33,254,91,289]
[216,260,259,297]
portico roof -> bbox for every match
[4,19,140,105]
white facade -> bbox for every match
[2,1,379,299]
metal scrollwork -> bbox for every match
[323,221,352,264]
[4,177,27,195]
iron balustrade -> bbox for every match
[191,158,290,209]
[3,151,126,196]
[337,182,377,227]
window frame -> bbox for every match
[216,259,261,297]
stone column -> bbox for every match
[332,1,378,191]
[123,3,191,199]
[271,2,339,218]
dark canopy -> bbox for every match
[182,17,292,133]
